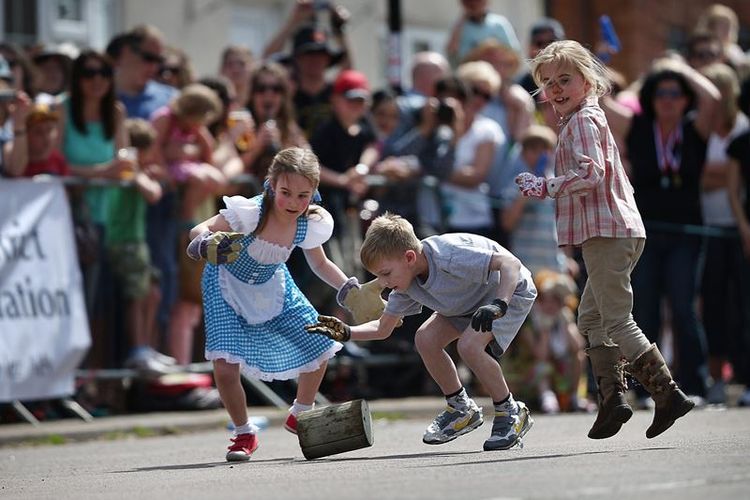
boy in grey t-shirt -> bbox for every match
[306,213,537,451]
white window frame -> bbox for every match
[228,5,283,58]
[400,26,448,89]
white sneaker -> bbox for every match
[540,390,560,414]
[423,400,484,445]
[483,400,534,451]
[124,348,176,377]
[145,347,178,366]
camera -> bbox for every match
[435,100,455,126]
[414,99,455,127]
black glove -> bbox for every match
[186,230,243,264]
[304,315,351,342]
[471,299,508,332]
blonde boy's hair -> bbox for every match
[520,124,557,150]
[531,40,611,98]
[125,118,157,150]
[360,213,422,271]
[456,60,501,94]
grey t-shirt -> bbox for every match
[384,233,520,318]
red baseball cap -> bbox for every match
[333,70,370,100]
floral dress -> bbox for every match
[202,195,341,380]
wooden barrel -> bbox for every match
[297,399,374,460]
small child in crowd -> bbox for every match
[513,269,584,414]
[151,83,226,223]
[187,147,374,461]
[501,124,567,274]
[307,213,537,451]
[516,40,694,439]
[22,104,69,177]
[108,118,171,374]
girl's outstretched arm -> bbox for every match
[302,245,349,289]
[190,213,232,239]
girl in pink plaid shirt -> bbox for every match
[515,40,694,440]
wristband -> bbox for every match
[491,298,509,316]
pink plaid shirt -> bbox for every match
[545,96,645,246]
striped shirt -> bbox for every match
[545,96,646,246]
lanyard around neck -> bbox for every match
[653,122,683,174]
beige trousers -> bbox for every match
[577,237,651,361]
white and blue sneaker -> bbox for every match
[423,399,484,445]
[483,400,533,451]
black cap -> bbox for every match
[283,24,343,66]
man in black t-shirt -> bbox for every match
[310,70,376,277]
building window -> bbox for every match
[3,0,38,46]
[56,0,84,21]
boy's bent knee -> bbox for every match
[456,333,489,359]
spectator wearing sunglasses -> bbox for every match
[244,61,307,182]
[0,42,37,99]
[605,57,721,406]
[0,54,32,177]
[59,50,131,325]
[219,45,254,110]
[439,63,506,239]
[107,25,180,338]
[157,46,195,90]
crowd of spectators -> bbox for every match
[2,0,750,416]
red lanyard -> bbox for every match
[653,123,682,175]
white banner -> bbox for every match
[0,178,91,402]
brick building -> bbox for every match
[548,0,750,84]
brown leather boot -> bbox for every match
[627,344,695,438]
[587,345,633,439]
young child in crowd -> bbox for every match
[307,213,537,451]
[108,118,171,375]
[151,83,226,223]
[515,40,695,439]
[501,124,567,275]
[510,269,585,414]
[22,104,69,177]
[187,147,374,461]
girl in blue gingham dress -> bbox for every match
[189,148,353,461]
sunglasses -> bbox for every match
[80,66,113,79]
[471,86,492,101]
[135,47,164,65]
[159,65,181,75]
[255,83,284,94]
[654,88,683,99]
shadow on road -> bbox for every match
[111,457,297,472]
[295,449,484,464]
[418,446,676,468]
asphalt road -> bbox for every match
[2,407,749,500]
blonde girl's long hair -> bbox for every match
[531,40,612,99]
[255,147,322,234]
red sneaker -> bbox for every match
[284,413,298,434]
[225,433,259,462]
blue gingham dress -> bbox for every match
[202,195,341,381]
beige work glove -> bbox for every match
[336,277,387,325]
